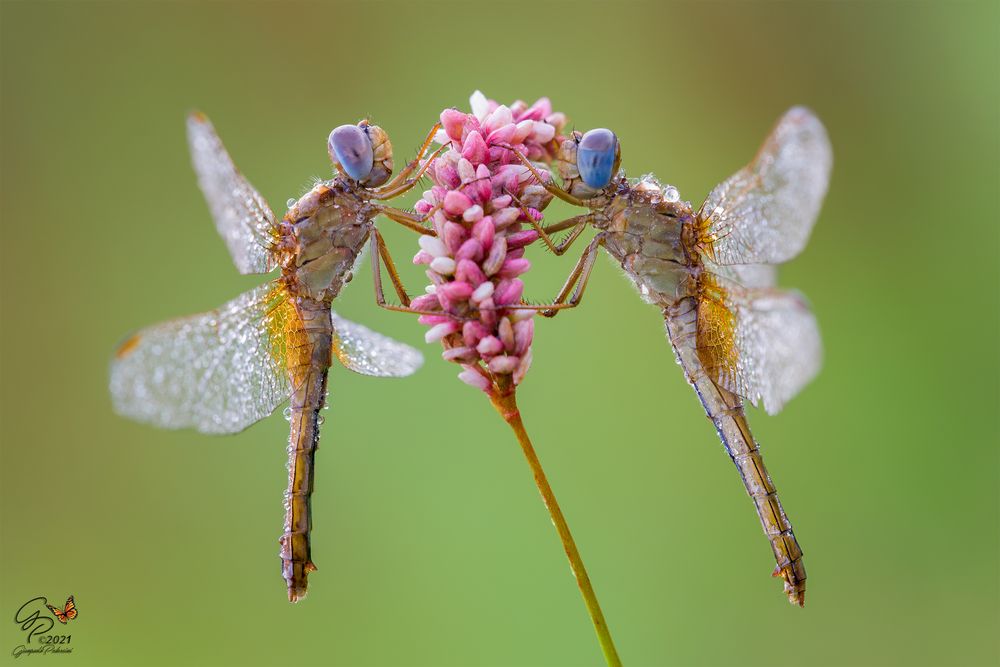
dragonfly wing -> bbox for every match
[706,260,777,289]
[698,107,832,266]
[696,275,822,415]
[187,112,280,274]
[110,283,294,434]
[330,312,424,377]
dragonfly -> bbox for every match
[501,107,831,606]
[110,112,445,602]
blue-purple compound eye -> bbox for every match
[577,128,618,189]
[328,124,374,181]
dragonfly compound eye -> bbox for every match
[328,124,375,182]
[576,128,618,189]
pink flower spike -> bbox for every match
[458,367,491,392]
[488,355,520,374]
[507,230,539,248]
[441,108,467,141]
[425,321,460,343]
[444,190,474,216]
[476,336,504,357]
[461,130,488,164]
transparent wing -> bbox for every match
[696,275,821,415]
[698,107,832,266]
[331,312,424,377]
[110,282,295,434]
[706,259,777,289]
[187,112,280,274]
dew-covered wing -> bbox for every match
[110,282,295,434]
[187,112,280,274]
[698,107,832,266]
[695,275,821,415]
[331,312,423,377]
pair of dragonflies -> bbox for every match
[111,104,830,606]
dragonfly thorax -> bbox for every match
[278,181,371,302]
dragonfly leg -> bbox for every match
[376,202,441,236]
[370,140,448,201]
[369,229,459,317]
[491,142,590,207]
[370,122,441,195]
[493,234,604,318]
[506,189,591,256]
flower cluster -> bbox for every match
[408,92,566,391]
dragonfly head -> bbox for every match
[576,128,620,190]
[328,121,393,187]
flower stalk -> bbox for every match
[489,375,622,667]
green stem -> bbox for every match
[490,377,622,667]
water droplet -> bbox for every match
[282,407,292,421]
[662,185,680,203]
[317,414,325,426]
[286,198,297,209]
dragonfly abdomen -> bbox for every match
[664,299,807,606]
[278,298,334,602]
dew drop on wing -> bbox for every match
[282,406,292,421]
[663,185,680,202]
[316,414,325,426]
[286,198,297,209]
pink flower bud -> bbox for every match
[438,280,474,302]
[461,130,488,164]
[455,258,486,286]
[492,206,521,229]
[488,355,520,374]
[513,349,533,385]
[475,164,493,201]
[434,160,460,189]
[418,314,452,325]
[462,204,484,222]
[491,194,512,209]
[442,346,477,363]
[441,108,467,142]
[530,122,556,144]
[443,190,473,216]
[470,281,494,304]
[513,120,534,144]
[486,123,517,146]
[458,367,491,391]
[429,256,456,275]
[513,318,534,355]
[409,294,440,311]
[456,157,476,183]
[476,336,504,357]
[482,236,507,276]
[412,250,433,265]
[442,222,467,254]
[498,316,515,351]
[482,105,513,134]
[499,258,531,278]
[478,298,498,328]
[414,199,434,215]
[456,238,485,263]
[472,217,494,250]
[493,278,524,306]
[425,321,459,343]
[506,230,539,248]
[462,320,489,347]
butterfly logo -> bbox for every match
[45,596,77,624]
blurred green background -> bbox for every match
[2,1,997,665]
